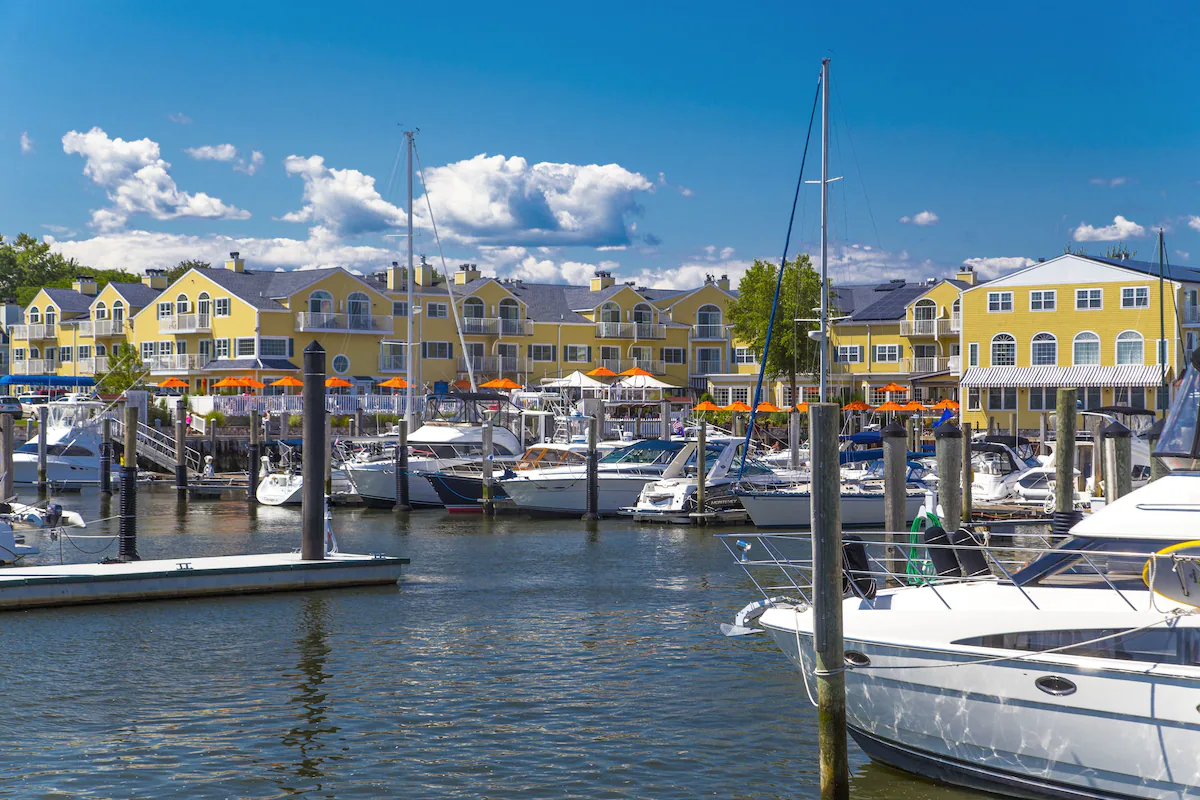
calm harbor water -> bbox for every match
[0,488,982,799]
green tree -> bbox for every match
[727,255,823,406]
[165,258,211,284]
[1,232,142,304]
[95,342,146,395]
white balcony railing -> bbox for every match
[948,316,962,333]
[908,356,956,374]
[457,355,530,374]
[74,321,95,338]
[295,312,391,333]
[93,318,126,337]
[693,360,725,376]
[594,358,667,375]
[596,321,636,338]
[77,357,110,375]
[159,314,212,334]
[899,319,938,336]
[461,317,499,335]
[148,354,207,373]
[692,324,726,339]
[9,323,56,341]
[379,354,407,373]
[635,322,666,339]
[11,359,51,375]
[499,318,534,336]
[1185,306,1200,325]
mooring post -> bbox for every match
[1038,412,1047,453]
[582,416,600,521]
[175,398,188,495]
[904,416,915,452]
[660,399,671,440]
[354,407,364,438]
[881,422,906,584]
[1054,388,1079,535]
[394,418,411,511]
[1103,421,1133,502]
[481,420,494,515]
[696,421,707,522]
[119,404,139,561]
[789,407,800,471]
[935,423,963,534]
[0,412,14,502]
[324,412,333,496]
[1090,417,1104,500]
[247,405,260,504]
[302,342,326,561]
[1146,418,1168,482]
[99,415,112,496]
[1010,412,1018,439]
[36,405,48,496]
[961,422,973,523]
[988,416,995,436]
[279,411,290,442]
[809,402,848,800]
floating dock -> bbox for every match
[0,552,408,611]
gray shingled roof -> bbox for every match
[197,267,361,311]
[42,288,94,315]
[201,357,299,371]
[106,282,163,308]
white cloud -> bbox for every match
[168,112,192,125]
[414,153,653,247]
[48,228,392,274]
[1072,215,1145,242]
[1090,177,1127,187]
[280,154,406,238]
[1177,250,1191,261]
[899,210,939,226]
[62,127,250,231]
[961,256,1036,280]
[19,132,33,154]
[234,150,264,176]
[1188,215,1200,233]
[183,144,238,162]
[719,246,735,259]
[632,260,755,290]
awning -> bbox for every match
[0,375,96,387]
[961,365,1168,388]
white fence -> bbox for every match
[190,393,418,417]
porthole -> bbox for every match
[1035,675,1076,696]
[844,650,871,668]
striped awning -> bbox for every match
[960,365,1168,389]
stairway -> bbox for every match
[109,416,203,474]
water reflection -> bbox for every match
[275,596,340,793]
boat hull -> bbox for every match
[343,461,443,509]
[428,472,511,512]
[500,473,654,517]
[739,490,926,528]
[11,456,117,489]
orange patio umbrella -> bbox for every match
[900,400,926,412]
[619,366,654,377]
[240,377,266,390]
[876,401,907,412]
[211,376,242,389]
[722,401,752,412]
[157,377,188,389]
[693,400,721,412]
[271,376,304,388]
[755,401,782,413]
[795,402,809,413]
[587,366,617,378]
[325,377,353,388]
[880,382,907,393]
[931,398,959,410]
[378,377,409,389]
[452,379,473,390]
[480,378,522,390]
[842,400,873,411]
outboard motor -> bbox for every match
[43,503,63,529]
[950,528,991,577]
[923,525,962,577]
[841,534,877,599]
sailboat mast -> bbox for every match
[405,130,415,427]
[1159,228,1167,417]
[819,57,830,403]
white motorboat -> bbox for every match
[736,482,927,529]
[721,358,1200,799]
[343,393,523,508]
[10,401,119,489]
[499,438,685,517]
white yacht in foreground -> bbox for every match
[722,359,1200,798]
[11,401,118,489]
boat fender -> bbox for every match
[923,525,962,577]
[950,528,990,577]
[841,535,877,600]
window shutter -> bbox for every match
[447,342,453,359]
[527,344,533,359]
[587,346,592,362]
[288,338,295,357]
[422,342,428,358]
[550,346,557,362]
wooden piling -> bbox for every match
[1010,412,1018,439]
[175,398,188,494]
[961,422,973,523]
[1091,418,1104,497]
[119,404,139,561]
[0,412,13,501]
[248,407,260,504]
[582,416,599,521]
[696,421,707,520]
[809,402,849,800]
[301,342,326,561]
[881,421,907,583]
[99,415,112,496]
[789,408,801,471]
[481,421,494,515]
[394,418,411,512]
[279,412,290,441]
[36,405,48,496]
[1054,389,1078,533]
[660,399,671,440]
[935,423,962,533]
[354,407,364,437]
[1103,421,1132,501]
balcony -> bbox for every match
[692,360,725,376]
[94,318,126,337]
[379,354,408,373]
[8,323,57,341]
[148,354,208,374]
[908,356,958,375]
[461,316,499,335]
[1185,306,1200,326]
[295,312,392,333]
[77,357,110,375]
[160,314,212,334]
[457,355,529,374]
[595,358,667,375]
[899,318,960,337]
[499,318,534,336]
[692,324,726,340]
[949,315,961,333]
[11,359,51,375]
[74,321,95,338]
[596,321,635,338]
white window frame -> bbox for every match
[564,344,589,363]
[968,342,979,367]
[835,345,863,363]
[530,344,556,362]
[424,341,452,359]
[332,354,351,374]
[733,346,757,365]
[427,302,449,319]
[259,337,289,358]
[1029,386,1058,412]
[1115,330,1144,366]
[988,387,1018,411]
[1121,286,1150,309]
[1029,289,1056,311]
[731,387,749,404]
[157,301,173,319]
[1075,288,1103,310]
[1072,331,1101,366]
[987,291,1013,312]
[872,344,901,363]
[662,347,686,365]
[235,337,256,358]
[1030,332,1057,367]
[214,297,232,317]
[392,301,408,317]
[990,333,1016,367]
[214,339,231,359]
[967,388,982,412]
[60,346,73,363]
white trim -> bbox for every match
[1072,330,1100,366]
[1030,331,1057,367]
[1075,287,1103,310]
[986,291,1013,313]
[990,332,1016,367]
[1115,329,1144,366]
[1028,289,1057,312]
[1120,285,1150,309]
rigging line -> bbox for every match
[833,81,885,259]
[412,140,476,393]
[1164,244,1186,383]
[383,131,406,204]
[738,71,822,481]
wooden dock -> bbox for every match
[0,552,408,611]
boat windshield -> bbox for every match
[953,626,1200,666]
[600,440,683,465]
[1013,537,1165,590]
[16,442,96,457]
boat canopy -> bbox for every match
[0,375,95,387]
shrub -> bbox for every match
[332,414,352,428]
[203,410,227,427]
[288,414,303,428]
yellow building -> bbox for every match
[959,254,1191,431]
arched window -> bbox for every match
[309,290,333,314]
[44,307,57,329]
[347,291,370,323]
[112,301,125,322]
[176,293,190,314]
[1031,332,1057,366]
[633,303,653,324]
[462,297,485,318]
[697,304,722,338]
[1073,331,1100,365]
[28,307,40,324]
[991,333,1016,366]
[95,301,108,320]
[498,298,520,320]
[914,299,937,321]
[1116,330,1144,365]
[197,292,211,319]
[599,302,621,323]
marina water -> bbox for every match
[1,488,979,798]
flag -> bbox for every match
[933,408,953,428]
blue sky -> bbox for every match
[3,1,1199,288]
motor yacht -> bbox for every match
[11,401,119,489]
[721,357,1200,798]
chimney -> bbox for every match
[455,263,481,285]
[590,270,615,292]
[414,255,435,287]
[717,273,730,291]
[225,251,245,272]
[955,265,977,286]
[72,275,98,296]
[387,261,408,291]
[142,269,168,290]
